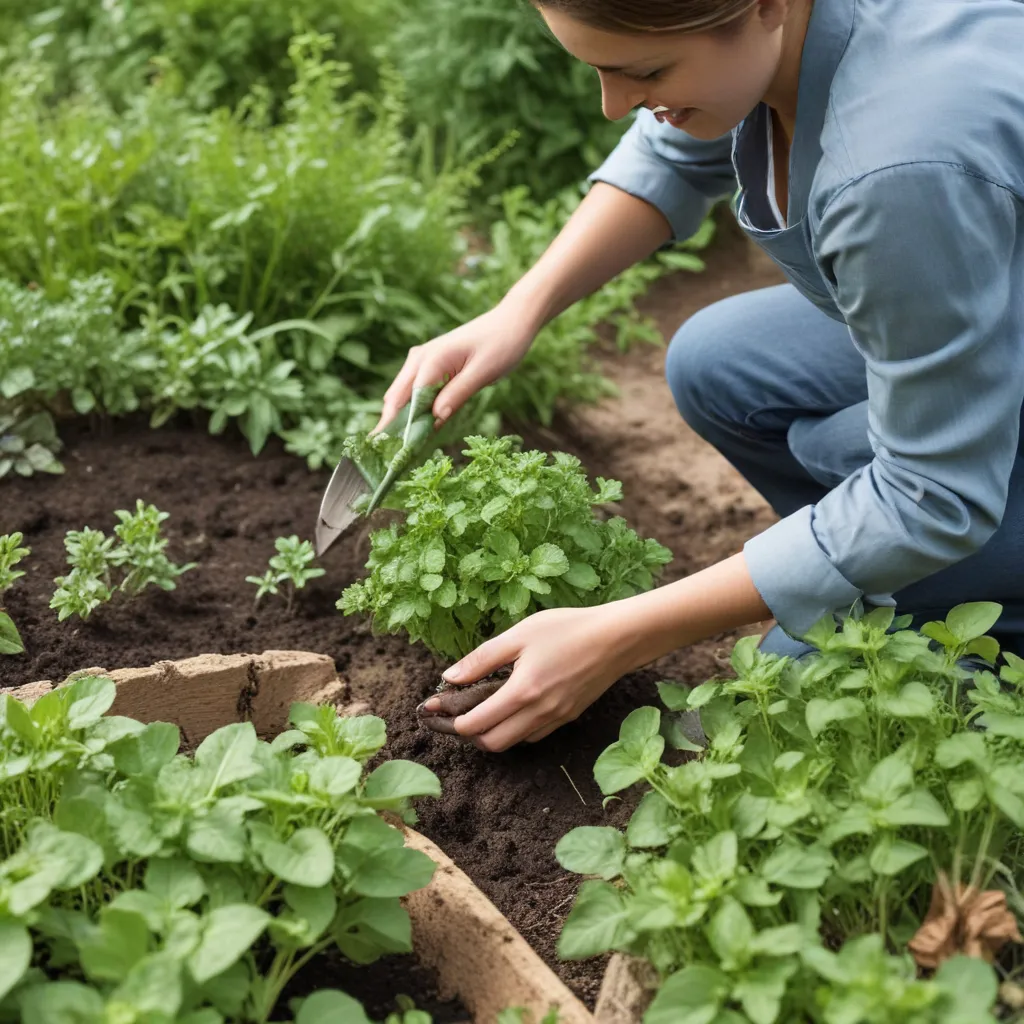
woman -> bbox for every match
[379,0,1024,752]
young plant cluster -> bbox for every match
[0,675,442,1022]
[0,533,30,656]
[51,501,195,622]
[555,603,1024,1023]
[247,537,325,612]
[339,434,673,661]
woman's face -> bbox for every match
[540,2,789,140]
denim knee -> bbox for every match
[665,304,737,440]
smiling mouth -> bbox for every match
[651,105,695,129]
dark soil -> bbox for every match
[0,218,784,1006]
[279,951,467,1022]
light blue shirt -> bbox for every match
[591,0,1024,636]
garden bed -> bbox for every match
[0,224,785,1005]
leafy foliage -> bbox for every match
[339,434,672,660]
[0,676,440,1021]
[556,604,1024,1023]
[0,534,30,656]
[51,502,195,622]
[247,536,325,611]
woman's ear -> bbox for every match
[755,0,793,34]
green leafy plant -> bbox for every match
[0,675,441,1021]
[0,533,30,656]
[0,408,64,479]
[339,434,672,660]
[247,536,326,612]
[51,502,195,621]
[555,603,1024,1023]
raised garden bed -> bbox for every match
[8,651,594,1023]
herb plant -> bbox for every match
[0,675,441,1021]
[248,537,326,612]
[0,409,63,479]
[0,533,30,656]
[51,502,195,621]
[339,434,673,661]
[555,603,1024,1023]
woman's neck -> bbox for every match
[764,0,814,140]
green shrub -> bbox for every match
[339,434,672,660]
[555,603,1024,1022]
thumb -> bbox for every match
[443,628,522,686]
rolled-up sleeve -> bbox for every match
[588,109,736,242]
[744,163,1022,636]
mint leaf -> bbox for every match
[555,827,626,879]
[529,543,569,578]
[144,859,205,910]
[646,965,729,1024]
[251,825,335,887]
[563,562,600,590]
[188,905,269,984]
[557,881,629,960]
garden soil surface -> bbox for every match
[0,217,784,1007]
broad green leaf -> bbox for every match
[868,835,928,876]
[555,827,626,880]
[733,959,798,1024]
[947,602,1003,642]
[627,792,676,848]
[188,905,269,984]
[109,952,182,1016]
[308,756,363,798]
[748,924,804,957]
[349,846,436,898]
[860,754,913,806]
[4,694,38,744]
[0,611,25,654]
[251,825,335,887]
[109,891,164,931]
[20,981,105,1023]
[620,707,661,751]
[434,579,458,608]
[734,876,782,908]
[966,635,1001,665]
[593,742,647,795]
[529,543,569,578]
[761,843,834,889]
[420,573,444,592]
[732,793,770,839]
[333,715,387,761]
[362,760,441,804]
[687,682,722,709]
[707,898,754,969]
[656,681,692,712]
[563,562,600,591]
[949,776,985,812]
[144,859,206,910]
[420,540,446,574]
[187,797,258,864]
[557,881,630,960]
[989,782,1024,829]
[296,990,373,1024]
[935,732,988,770]
[196,959,248,1015]
[801,616,838,650]
[487,530,520,561]
[112,722,181,777]
[731,635,760,674]
[78,907,150,983]
[283,884,337,945]
[922,620,960,649]
[194,723,261,793]
[180,1012,226,1024]
[806,697,864,738]
[333,897,412,964]
[977,711,1024,741]
[876,682,935,719]
[875,789,949,828]
[645,965,730,1024]
[693,832,738,883]
[0,921,31,1002]
[65,676,116,729]
[499,580,531,616]
[934,955,999,1019]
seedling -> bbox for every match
[0,532,30,654]
[247,535,325,612]
[50,501,195,621]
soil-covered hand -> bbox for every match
[418,605,637,752]
[373,304,536,433]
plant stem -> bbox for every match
[970,809,997,892]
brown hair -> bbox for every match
[531,0,759,34]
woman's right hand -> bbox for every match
[373,303,538,433]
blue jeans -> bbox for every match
[666,284,1024,660]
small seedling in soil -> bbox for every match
[247,535,325,612]
[51,501,195,621]
[0,532,30,654]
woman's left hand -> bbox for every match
[421,604,639,752]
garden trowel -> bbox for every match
[315,384,440,556]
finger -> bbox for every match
[432,357,495,426]
[454,671,535,738]
[526,721,561,744]
[374,351,423,433]
[418,678,505,720]
[441,629,523,688]
[473,705,553,753]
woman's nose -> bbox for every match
[598,74,644,122]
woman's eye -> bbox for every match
[635,68,666,82]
